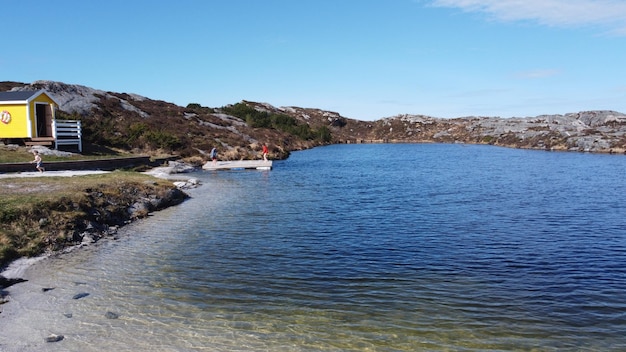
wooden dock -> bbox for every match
[202,160,273,171]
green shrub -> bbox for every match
[127,122,148,144]
[144,130,182,150]
[317,126,332,142]
[271,114,297,128]
[222,102,332,142]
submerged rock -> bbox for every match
[105,311,119,319]
[72,292,90,300]
[0,276,27,289]
[45,334,64,343]
[173,178,199,189]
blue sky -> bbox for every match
[3,0,626,120]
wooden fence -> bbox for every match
[52,119,82,152]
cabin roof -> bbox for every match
[0,91,40,102]
[0,90,58,105]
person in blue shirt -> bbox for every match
[210,147,217,164]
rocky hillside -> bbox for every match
[2,80,625,156]
[0,81,330,161]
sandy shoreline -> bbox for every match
[0,241,111,351]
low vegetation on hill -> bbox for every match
[1,81,340,161]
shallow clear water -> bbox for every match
[2,144,626,351]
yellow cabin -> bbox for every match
[0,90,57,139]
[0,90,82,152]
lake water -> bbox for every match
[1,144,626,351]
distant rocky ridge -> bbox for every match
[376,111,626,153]
[3,80,626,155]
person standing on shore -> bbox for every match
[210,147,217,164]
[262,143,269,162]
[31,150,45,172]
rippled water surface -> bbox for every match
[2,144,626,351]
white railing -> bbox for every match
[52,119,82,152]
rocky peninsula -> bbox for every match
[0,163,194,292]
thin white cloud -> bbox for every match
[514,69,562,79]
[430,0,626,34]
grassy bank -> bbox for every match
[0,171,188,269]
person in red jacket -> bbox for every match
[262,143,269,162]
